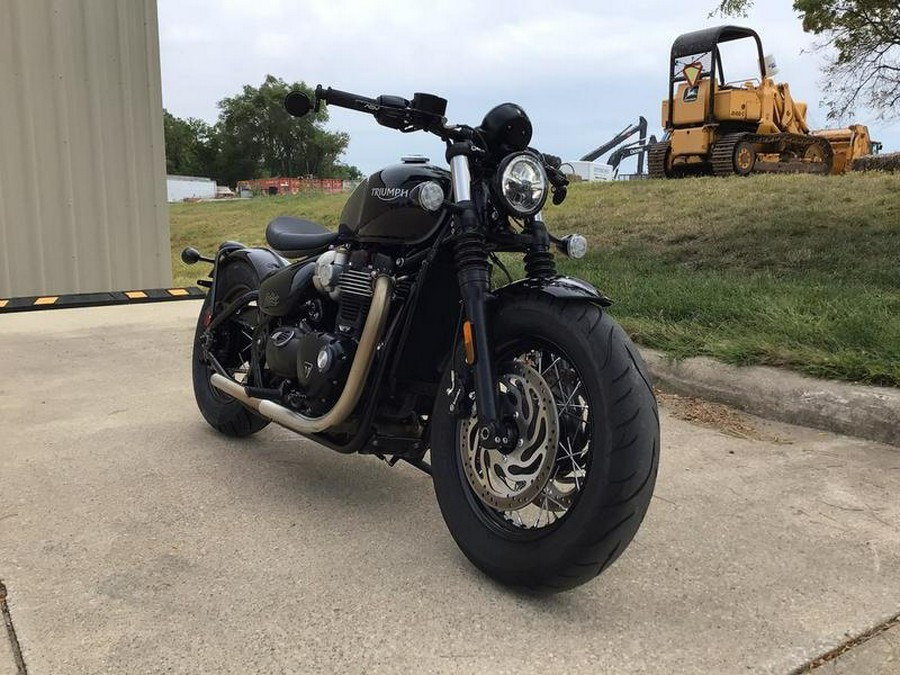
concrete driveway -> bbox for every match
[1,303,898,674]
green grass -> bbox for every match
[170,172,900,387]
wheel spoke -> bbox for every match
[559,380,583,410]
[541,355,563,386]
[543,491,568,511]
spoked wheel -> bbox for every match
[458,347,592,533]
[431,295,660,591]
[191,261,270,437]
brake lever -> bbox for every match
[314,85,324,112]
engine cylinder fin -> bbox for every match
[335,267,375,336]
[338,268,374,297]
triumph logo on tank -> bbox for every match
[371,186,409,201]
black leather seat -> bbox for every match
[265,216,338,256]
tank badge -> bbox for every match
[371,187,410,201]
[263,290,280,307]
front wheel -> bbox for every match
[430,296,659,591]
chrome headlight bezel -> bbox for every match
[494,152,548,217]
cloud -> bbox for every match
[157,0,898,176]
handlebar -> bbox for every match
[302,85,468,140]
[286,85,567,193]
[315,86,379,114]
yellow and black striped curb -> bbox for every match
[0,287,205,313]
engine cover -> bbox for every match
[265,326,303,379]
[296,331,355,403]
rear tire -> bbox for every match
[430,295,660,591]
[191,261,270,437]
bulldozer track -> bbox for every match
[711,132,833,176]
[648,141,670,178]
[851,151,900,173]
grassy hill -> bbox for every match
[170,172,900,387]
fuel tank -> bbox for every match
[339,161,451,244]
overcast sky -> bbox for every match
[158,0,898,176]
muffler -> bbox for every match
[210,274,394,435]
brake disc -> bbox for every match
[459,361,559,511]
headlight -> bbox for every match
[495,152,547,217]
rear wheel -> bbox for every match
[191,261,270,437]
[431,296,660,591]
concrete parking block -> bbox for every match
[1,302,899,674]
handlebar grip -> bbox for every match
[317,86,378,113]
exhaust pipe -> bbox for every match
[210,274,394,436]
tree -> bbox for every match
[215,75,352,185]
[713,0,900,119]
[164,76,359,185]
[163,111,215,176]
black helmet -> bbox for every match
[478,103,532,152]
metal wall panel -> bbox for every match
[0,0,171,297]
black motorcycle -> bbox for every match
[184,85,659,591]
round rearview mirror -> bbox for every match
[285,91,312,117]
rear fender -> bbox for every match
[493,275,613,306]
[223,245,289,281]
[208,242,289,309]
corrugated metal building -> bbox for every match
[0,0,171,298]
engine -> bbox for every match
[263,247,379,414]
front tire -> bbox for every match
[431,295,659,591]
[191,261,270,437]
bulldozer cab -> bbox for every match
[664,25,766,130]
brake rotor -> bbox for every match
[459,361,558,511]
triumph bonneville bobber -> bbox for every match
[183,85,659,591]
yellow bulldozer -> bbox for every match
[648,25,878,178]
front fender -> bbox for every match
[494,275,612,306]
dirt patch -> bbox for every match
[656,389,790,444]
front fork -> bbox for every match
[448,150,510,450]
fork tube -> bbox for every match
[448,148,501,445]
[450,155,472,201]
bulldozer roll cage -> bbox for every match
[667,25,766,130]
